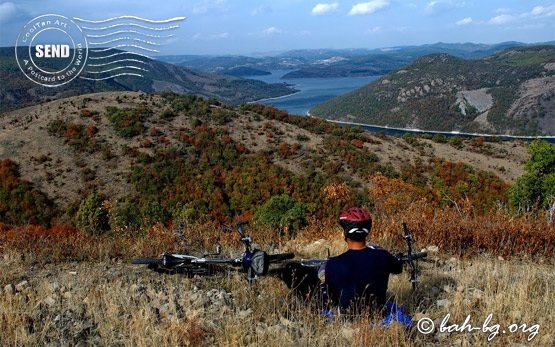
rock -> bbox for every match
[15,280,28,292]
[255,324,267,336]
[279,317,293,327]
[498,256,505,261]
[437,332,448,341]
[266,324,286,336]
[4,284,14,295]
[189,292,209,307]
[427,245,439,253]
[456,285,465,292]
[341,327,356,340]
[469,288,483,300]
[43,295,57,307]
[443,285,452,293]
[46,282,60,293]
[237,309,252,320]
[436,299,452,309]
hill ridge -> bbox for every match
[310,45,555,136]
[0,47,296,114]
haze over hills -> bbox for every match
[310,45,555,136]
[157,42,553,78]
[0,48,295,114]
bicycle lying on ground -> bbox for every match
[133,221,426,289]
[131,222,294,281]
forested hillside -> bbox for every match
[311,46,555,135]
[0,48,295,114]
[2,91,553,258]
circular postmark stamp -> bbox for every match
[15,14,88,87]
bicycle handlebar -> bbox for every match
[397,251,427,263]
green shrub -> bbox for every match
[160,109,177,119]
[141,201,170,226]
[110,199,142,230]
[0,159,57,226]
[105,106,149,138]
[509,140,555,211]
[75,193,109,235]
[254,194,307,235]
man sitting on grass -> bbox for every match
[281,207,405,319]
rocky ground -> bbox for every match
[1,241,553,347]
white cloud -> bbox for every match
[192,0,226,15]
[518,23,546,30]
[494,8,510,14]
[349,0,390,15]
[367,26,382,33]
[484,5,555,27]
[456,17,472,26]
[210,32,229,39]
[262,27,283,36]
[425,0,464,15]
[0,2,17,23]
[312,3,339,16]
[251,5,272,16]
[488,14,514,25]
[524,5,555,18]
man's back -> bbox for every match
[325,246,402,311]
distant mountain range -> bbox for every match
[0,48,295,113]
[158,41,555,79]
[310,45,555,136]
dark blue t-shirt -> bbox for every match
[325,246,402,311]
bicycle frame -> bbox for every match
[132,222,294,280]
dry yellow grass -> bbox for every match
[1,230,553,347]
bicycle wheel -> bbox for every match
[268,253,295,262]
[131,258,162,265]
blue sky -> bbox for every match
[1,0,554,55]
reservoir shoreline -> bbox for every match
[325,118,555,142]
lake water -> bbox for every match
[249,71,555,142]
[249,70,380,116]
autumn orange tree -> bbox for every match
[0,159,56,226]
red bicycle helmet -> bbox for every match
[338,207,372,240]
